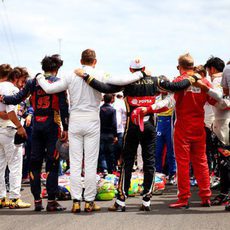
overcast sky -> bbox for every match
[1,0,230,78]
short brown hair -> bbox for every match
[81,49,96,65]
[194,65,207,78]
[178,53,194,69]
[0,64,12,79]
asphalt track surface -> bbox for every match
[0,185,229,230]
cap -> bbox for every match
[129,58,145,69]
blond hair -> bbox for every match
[178,53,194,69]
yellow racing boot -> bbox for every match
[84,201,101,212]
[0,198,10,208]
[9,199,31,209]
[71,200,81,213]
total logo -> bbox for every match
[139,99,152,103]
[131,99,153,104]
[131,99,138,104]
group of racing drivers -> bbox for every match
[0,50,229,212]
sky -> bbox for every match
[0,0,230,78]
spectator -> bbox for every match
[98,94,117,173]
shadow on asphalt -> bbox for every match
[0,186,225,216]
[0,205,227,216]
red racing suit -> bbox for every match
[173,72,216,201]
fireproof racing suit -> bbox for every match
[82,72,196,202]
[155,107,176,177]
[2,75,69,201]
[173,73,217,201]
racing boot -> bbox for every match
[140,200,151,211]
[140,194,152,211]
[211,194,229,206]
[71,200,81,213]
[169,199,189,209]
[0,197,9,208]
[225,202,230,211]
[201,199,211,207]
[46,200,66,212]
[84,201,101,212]
[34,199,44,211]
[9,198,31,209]
[108,199,126,212]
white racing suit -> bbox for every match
[0,82,22,199]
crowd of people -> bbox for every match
[0,49,229,213]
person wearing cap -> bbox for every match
[35,49,144,213]
[0,55,69,212]
[75,57,200,211]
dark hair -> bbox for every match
[0,64,12,79]
[103,94,113,103]
[41,54,63,72]
[204,56,225,72]
[81,49,96,65]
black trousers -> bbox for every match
[29,117,60,200]
[117,117,156,201]
[218,146,230,194]
[205,127,215,174]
